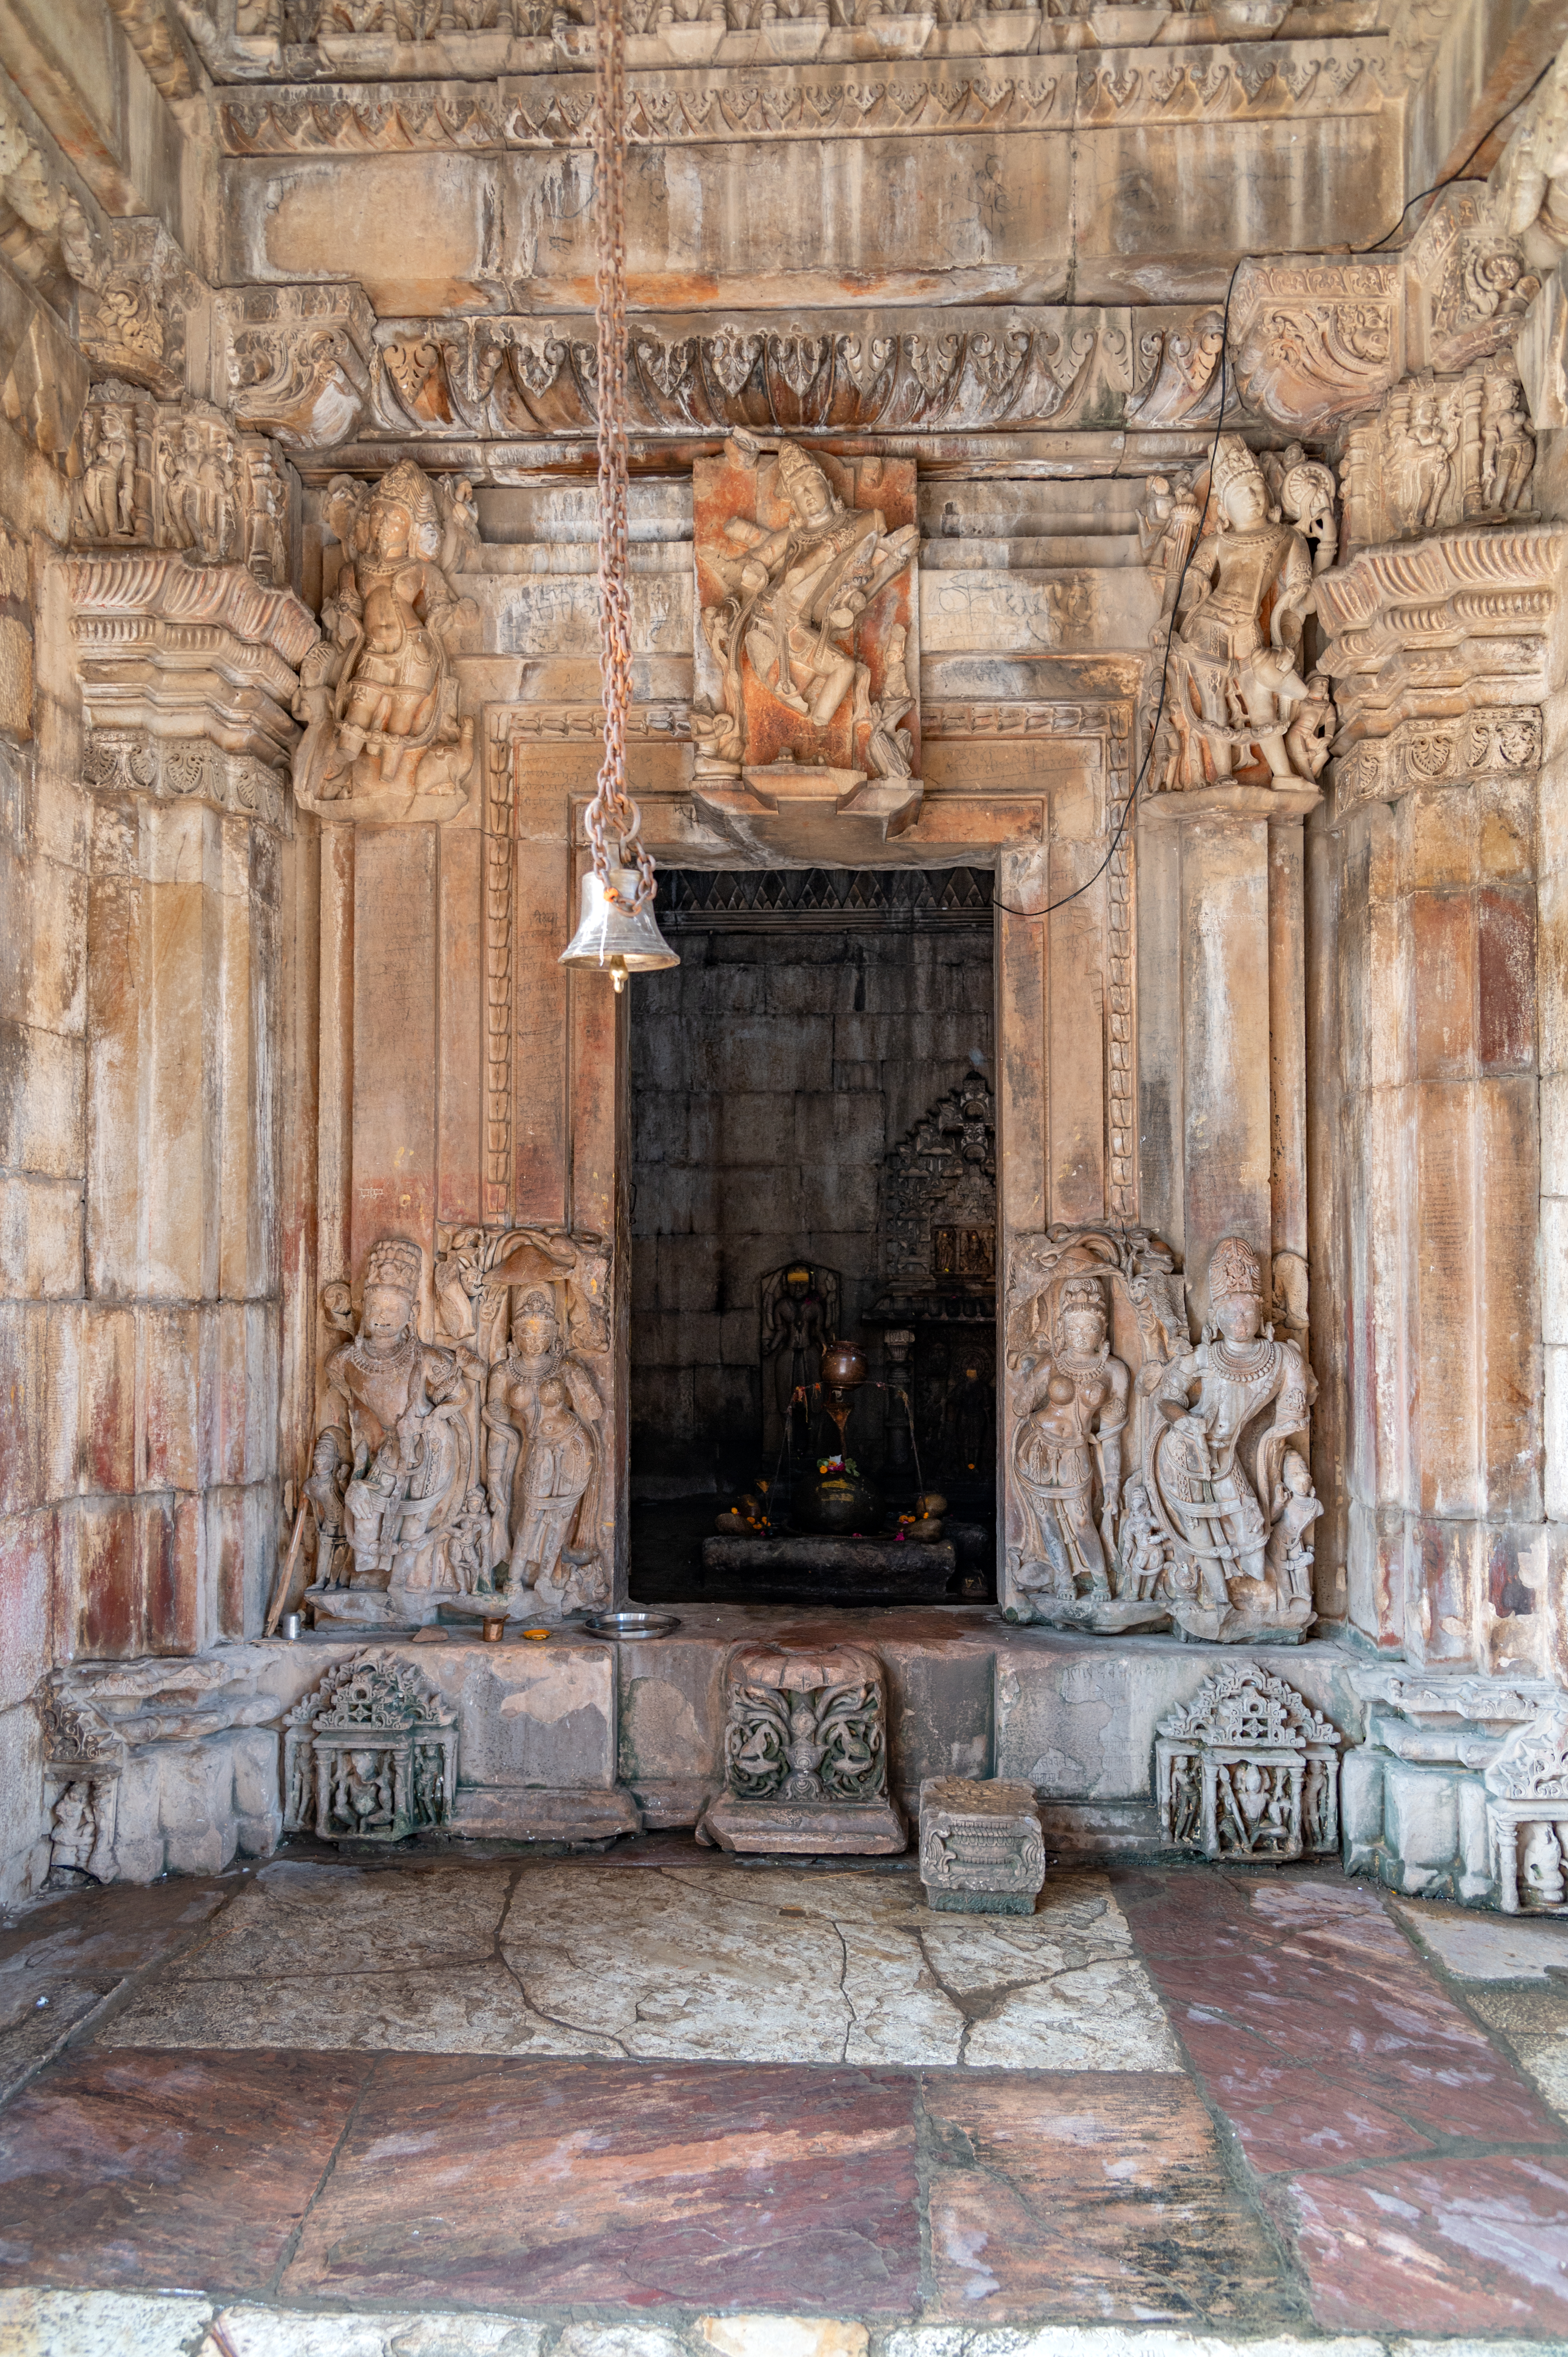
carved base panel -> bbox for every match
[698,1793,908,1856]
[449,1786,643,1844]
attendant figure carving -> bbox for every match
[483,1287,609,1618]
[1482,366,1534,513]
[762,1262,837,1465]
[1148,1236,1319,1643]
[1008,1276,1130,1621]
[1159,435,1329,792]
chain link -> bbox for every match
[584,0,657,912]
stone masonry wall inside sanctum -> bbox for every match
[2,0,1568,1908]
[629,870,995,1499]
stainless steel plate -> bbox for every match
[578,1610,681,1641]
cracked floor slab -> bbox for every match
[98,1860,1181,2071]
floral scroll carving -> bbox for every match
[700,1642,906,1854]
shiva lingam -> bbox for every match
[794,1339,884,1534]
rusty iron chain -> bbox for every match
[584,0,657,912]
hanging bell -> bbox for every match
[558,864,680,993]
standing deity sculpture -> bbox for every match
[1157,435,1331,794]
[1148,1236,1319,1643]
[76,398,139,542]
[292,461,477,815]
[1482,365,1535,513]
[761,1262,839,1468]
[308,1239,484,1626]
[483,1285,609,1618]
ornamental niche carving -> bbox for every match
[1338,357,1535,554]
[218,283,376,451]
[700,1641,906,1855]
[1002,1226,1187,1634]
[1230,259,1401,432]
[1484,1697,1568,1914]
[1155,1660,1341,1863]
[291,462,479,823]
[433,1224,614,1620]
[690,436,921,831]
[283,1653,458,1843]
[309,1238,486,1629]
[1151,435,1335,796]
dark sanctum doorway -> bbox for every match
[627,866,998,1605]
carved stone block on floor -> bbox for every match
[698,1642,906,1855]
[919,1775,1046,1914]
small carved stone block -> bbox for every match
[919,1777,1045,1915]
[1485,1697,1568,1913]
[698,1641,906,1856]
[1155,1659,1341,1864]
[284,1652,457,1844]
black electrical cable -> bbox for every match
[991,52,1558,924]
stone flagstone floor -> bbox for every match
[1,1836,1568,2355]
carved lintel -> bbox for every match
[218,282,376,450]
[64,552,318,771]
[84,728,291,832]
[1231,257,1403,432]
[1333,706,1542,818]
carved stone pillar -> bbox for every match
[42,551,317,1651]
[1317,522,1565,1676]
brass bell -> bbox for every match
[557,864,680,993]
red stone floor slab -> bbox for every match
[283,2055,920,2313]
[1115,1865,1568,2333]
[922,2070,1296,2326]
[1274,2152,1568,2336]
[0,2048,371,2293]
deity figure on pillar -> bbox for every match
[1147,1236,1319,1643]
[292,461,478,818]
[1157,436,1333,793]
[310,1239,484,1624]
[761,1261,840,1468]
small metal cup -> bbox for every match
[280,1613,303,1642]
[479,1614,507,1644]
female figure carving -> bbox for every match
[1007,1275,1130,1620]
[483,1287,609,1616]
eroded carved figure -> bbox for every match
[1155,1659,1341,1863]
[431,1224,613,1620]
[1009,1275,1130,1615]
[292,461,477,815]
[309,1238,484,1624]
[1002,1227,1188,1633]
[1149,1236,1319,1644]
[1157,435,1331,793]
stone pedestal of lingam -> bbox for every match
[697,1641,906,1855]
[918,1776,1047,1915]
